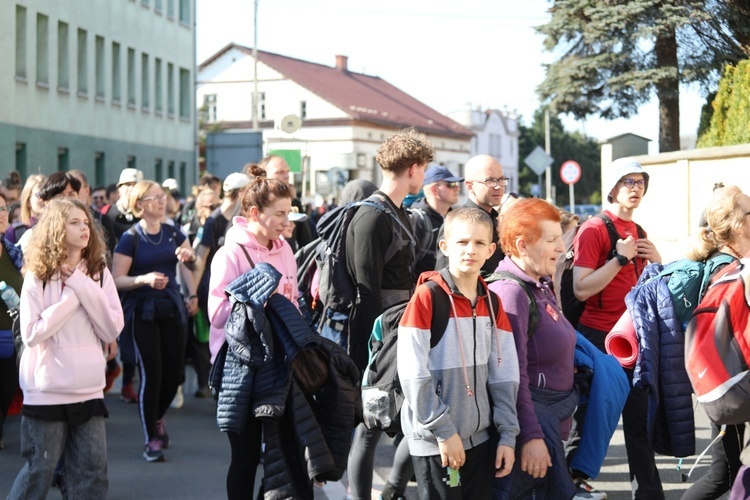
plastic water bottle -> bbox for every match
[0,281,20,309]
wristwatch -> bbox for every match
[614,253,629,266]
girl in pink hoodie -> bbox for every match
[208,164,298,500]
[9,198,124,499]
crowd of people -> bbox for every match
[1,127,749,500]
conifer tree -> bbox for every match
[537,0,750,153]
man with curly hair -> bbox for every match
[345,127,434,500]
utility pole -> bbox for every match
[251,0,259,131]
[544,108,552,203]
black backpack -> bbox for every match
[554,213,645,327]
[408,207,435,267]
[361,280,500,436]
[314,194,415,348]
[484,271,539,338]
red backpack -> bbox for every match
[685,257,750,425]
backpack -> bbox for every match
[361,280,500,436]
[408,207,435,266]
[685,257,750,425]
[314,194,415,347]
[651,253,735,326]
[554,213,645,327]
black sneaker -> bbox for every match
[143,439,165,462]
[573,479,607,500]
[156,419,170,449]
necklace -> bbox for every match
[143,225,163,245]
[725,243,742,259]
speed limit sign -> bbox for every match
[560,160,582,185]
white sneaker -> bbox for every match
[170,385,184,410]
[573,479,607,500]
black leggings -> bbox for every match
[683,422,745,499]
[132,314,186,443]
[226,417,262,500]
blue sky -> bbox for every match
[196,0,706,152]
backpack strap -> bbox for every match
[359,195,417,264]
[485,271,539,338]
[409,207,435,263]
[237,245,256,269]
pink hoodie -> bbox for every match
[207,216,299,361]
[19,267,124,405]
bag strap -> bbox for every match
[237,245,255,269]
[485,271,539,338]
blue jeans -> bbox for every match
[8,415,108,499]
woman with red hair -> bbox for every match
[489,198,579,498]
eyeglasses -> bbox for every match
[441,181,460,189]
[92,195,105,200]
[0,206,8,213]
[620,178,646,189]
[140,194,167,202]
[470,177,509,188]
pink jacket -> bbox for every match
[208,216,299,361]
[19,266,124,405]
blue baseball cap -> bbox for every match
[423,165,464,186]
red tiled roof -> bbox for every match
[200,43,473,139]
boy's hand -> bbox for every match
[635,238,661,263]
[438,434,466,470]
[520,438,552,478]
[495,444,515,478]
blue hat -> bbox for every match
[423,165,464,186]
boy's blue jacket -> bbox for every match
[570,333,629,479]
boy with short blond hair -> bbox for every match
[398,207,520,499]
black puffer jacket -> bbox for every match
[260,293,361,499]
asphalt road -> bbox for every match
[0,371,727,499]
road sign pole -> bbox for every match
[569,183,575,213]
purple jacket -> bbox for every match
[489,256,577,445]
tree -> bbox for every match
[537,0,750,153]
[697,60,750,147]
[518,109,601,207]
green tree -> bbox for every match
[698,59,750,147]
[518,109,601,207]
[537,0,750,153]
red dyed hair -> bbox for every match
[500,198,561,257]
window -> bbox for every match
[167,160,175,178]
[36,14,49,86]
[95,36,105,99]
[167,62,174,115]
[127,155,136,170]
[95,152,105,185]
[155,0,163,13]
[300,100,307,120]
[16,143,27,179]
[127,48,135,107]
[179,0,189,24]
[111,42,121,102]
[167,0,175,19]
[179,67,190,118]
[58,22,69,90]
[179,162,186,195]
[58,147,69,172]
[141,53,149,110]
[77,29,87,95]
[259,92,266,120]
[155,158,163,181]
[15,6,27,79]
[155,58,163,113]
[203,94,216,122]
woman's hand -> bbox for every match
[175,247,197,264]
[185,296,199,316]
[144,272,169,290]
[104,341,118,361]
[60,263,75,283]
[520,438,552,479]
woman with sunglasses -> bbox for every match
[112,181,200,462]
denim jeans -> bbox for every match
[8,415,108,499]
